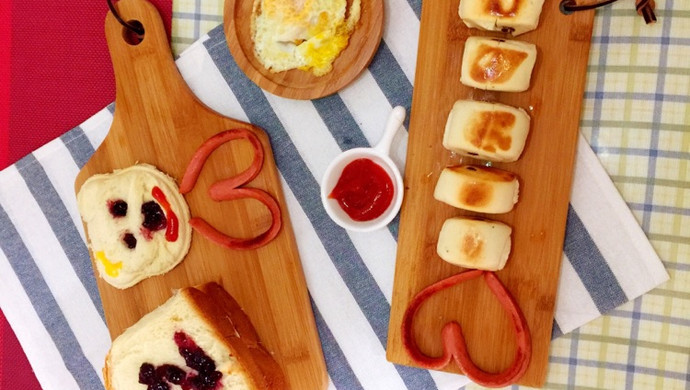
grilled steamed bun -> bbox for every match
[443,100,531,162]
[104,283,285,390]
[436,217,512,271]
[460,36,537,92]
[434,165,519,214]
[459,0,546,36]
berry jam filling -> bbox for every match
[157,364,186,385]
[138,331,222,390]
[141,201,167,231]
[122,233,137,249]
[139,363,156,385]
[107,199,128,218]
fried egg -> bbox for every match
[251,0,361,76]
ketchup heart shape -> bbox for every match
[180,129,282,250]
[401,269,531,388]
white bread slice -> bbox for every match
[434,165,519,214]
[104,283,285,390]
[436,217,512,270]
[443,100,530,162]
[460,36,537,92]
[458,0,546,36]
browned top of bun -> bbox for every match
[192,282,287,389]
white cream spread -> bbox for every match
[77,164,192,289]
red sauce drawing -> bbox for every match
[151,186,179,242]
[329,158,394,222]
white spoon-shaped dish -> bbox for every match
[321,106,406,232]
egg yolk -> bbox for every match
[298,12,351,75]
[251,0,361,76]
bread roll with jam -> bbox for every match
[444,100,530,162]
[459,0,546,36]
[104,283,285,390]
[460,36,537,92]
[436,217,512,271]
[434,165,519,214]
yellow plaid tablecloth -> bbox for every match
[169,1,689,388]
[539,3,689,389]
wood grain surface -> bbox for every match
[74,0,327,388]
[223,0,384,100]
[386,1,595,387]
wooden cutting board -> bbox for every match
[73,0,327,388]
[386,1,595,387]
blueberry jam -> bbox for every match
[156,365,185,385]
[108,199,128,217]
[138,331,222,390]
[150,382,169,390]
[141,201,167,231]
[139,363,156,385]
[123,233,137,249]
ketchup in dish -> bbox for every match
[329,158,394,222]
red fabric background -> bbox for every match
[0,0,172,388]
[0,0,11,170]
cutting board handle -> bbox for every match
[104,0,194,130]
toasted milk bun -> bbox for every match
[77,163,191,289]
[458,0,546,36]
[443,100,530,162]
[436,217,512,271]
[460,36,537,92]
[433,165,519,214]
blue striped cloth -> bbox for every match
[0,19,669,390]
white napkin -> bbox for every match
[0,22,668,390]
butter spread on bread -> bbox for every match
[77,164,192,289]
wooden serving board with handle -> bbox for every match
[74,0,327,388]
[386,0,595,387]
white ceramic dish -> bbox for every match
[321,106,406,232]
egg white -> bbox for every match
[251,0,361,76]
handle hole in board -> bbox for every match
[122,20,145,45]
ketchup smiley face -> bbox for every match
[329,158,395,222]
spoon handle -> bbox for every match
[374,106,406,155]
